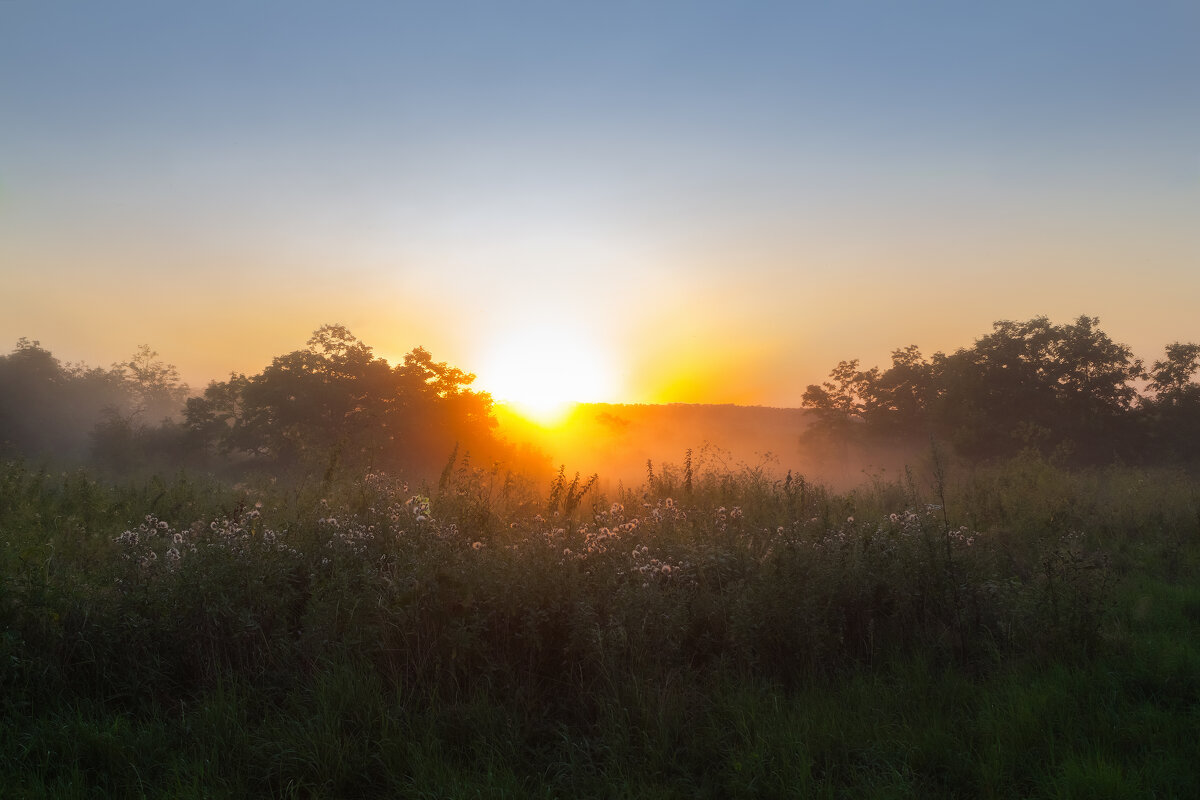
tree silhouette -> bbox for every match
[0,339,129,461]
[185,325,505,478]
[1143,342,1200,462]
[801,360,876,431]
[1148,343,1200,405]
[113,344,189,424]
[803,316,1152,463]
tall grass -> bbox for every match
[2,453,1198,796]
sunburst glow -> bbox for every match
[475,325,618,426]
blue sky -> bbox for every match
[2,1,1197,404]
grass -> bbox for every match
[1,454,1198,797]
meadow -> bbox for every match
[2,449,1198,798]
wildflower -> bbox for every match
[158,520,169,530]
[847,516,854,524]
[611,502,624,514]
[661,564,672,575]
[173,533,184,544]
[166,547,180,561]
[472,541,483,550]
[664,498,675,509]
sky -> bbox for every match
[2,1,1197,409]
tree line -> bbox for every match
[0,338,188,467]
[802,315,1200,464]
[0,325,542,480]
[3,315,1198,478]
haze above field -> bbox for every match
[493,402,820,488]
[2,2,1198,407]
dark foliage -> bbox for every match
[0,339,186,466]
[803,315,1199,465]
[0,326,542,482]
[183,324,514,478]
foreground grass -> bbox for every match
[5,631,1198,798]
[2,455,1198,797]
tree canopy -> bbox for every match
[802,315,1196,464]
[1,326,535,480]
[184,325,511,477]
[0,338,182,463]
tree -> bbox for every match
[113,344,189,424]
[186,325,509,479]
[184,374,249,457]
[931,316,1142,460]
[1148,342,1200,405]
[803,316,1146,463]
[0,339,128,460]
[228,327,389,463]
[1052,316,1143,416]
[801,360,878,432]
[1143,342,1200,463]
[861,345,937,436]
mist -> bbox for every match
[493,402,928,494]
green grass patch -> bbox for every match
[2,456,1199,796]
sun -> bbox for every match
[475,325,617,426]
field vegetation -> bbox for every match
[1,317,1199,796]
